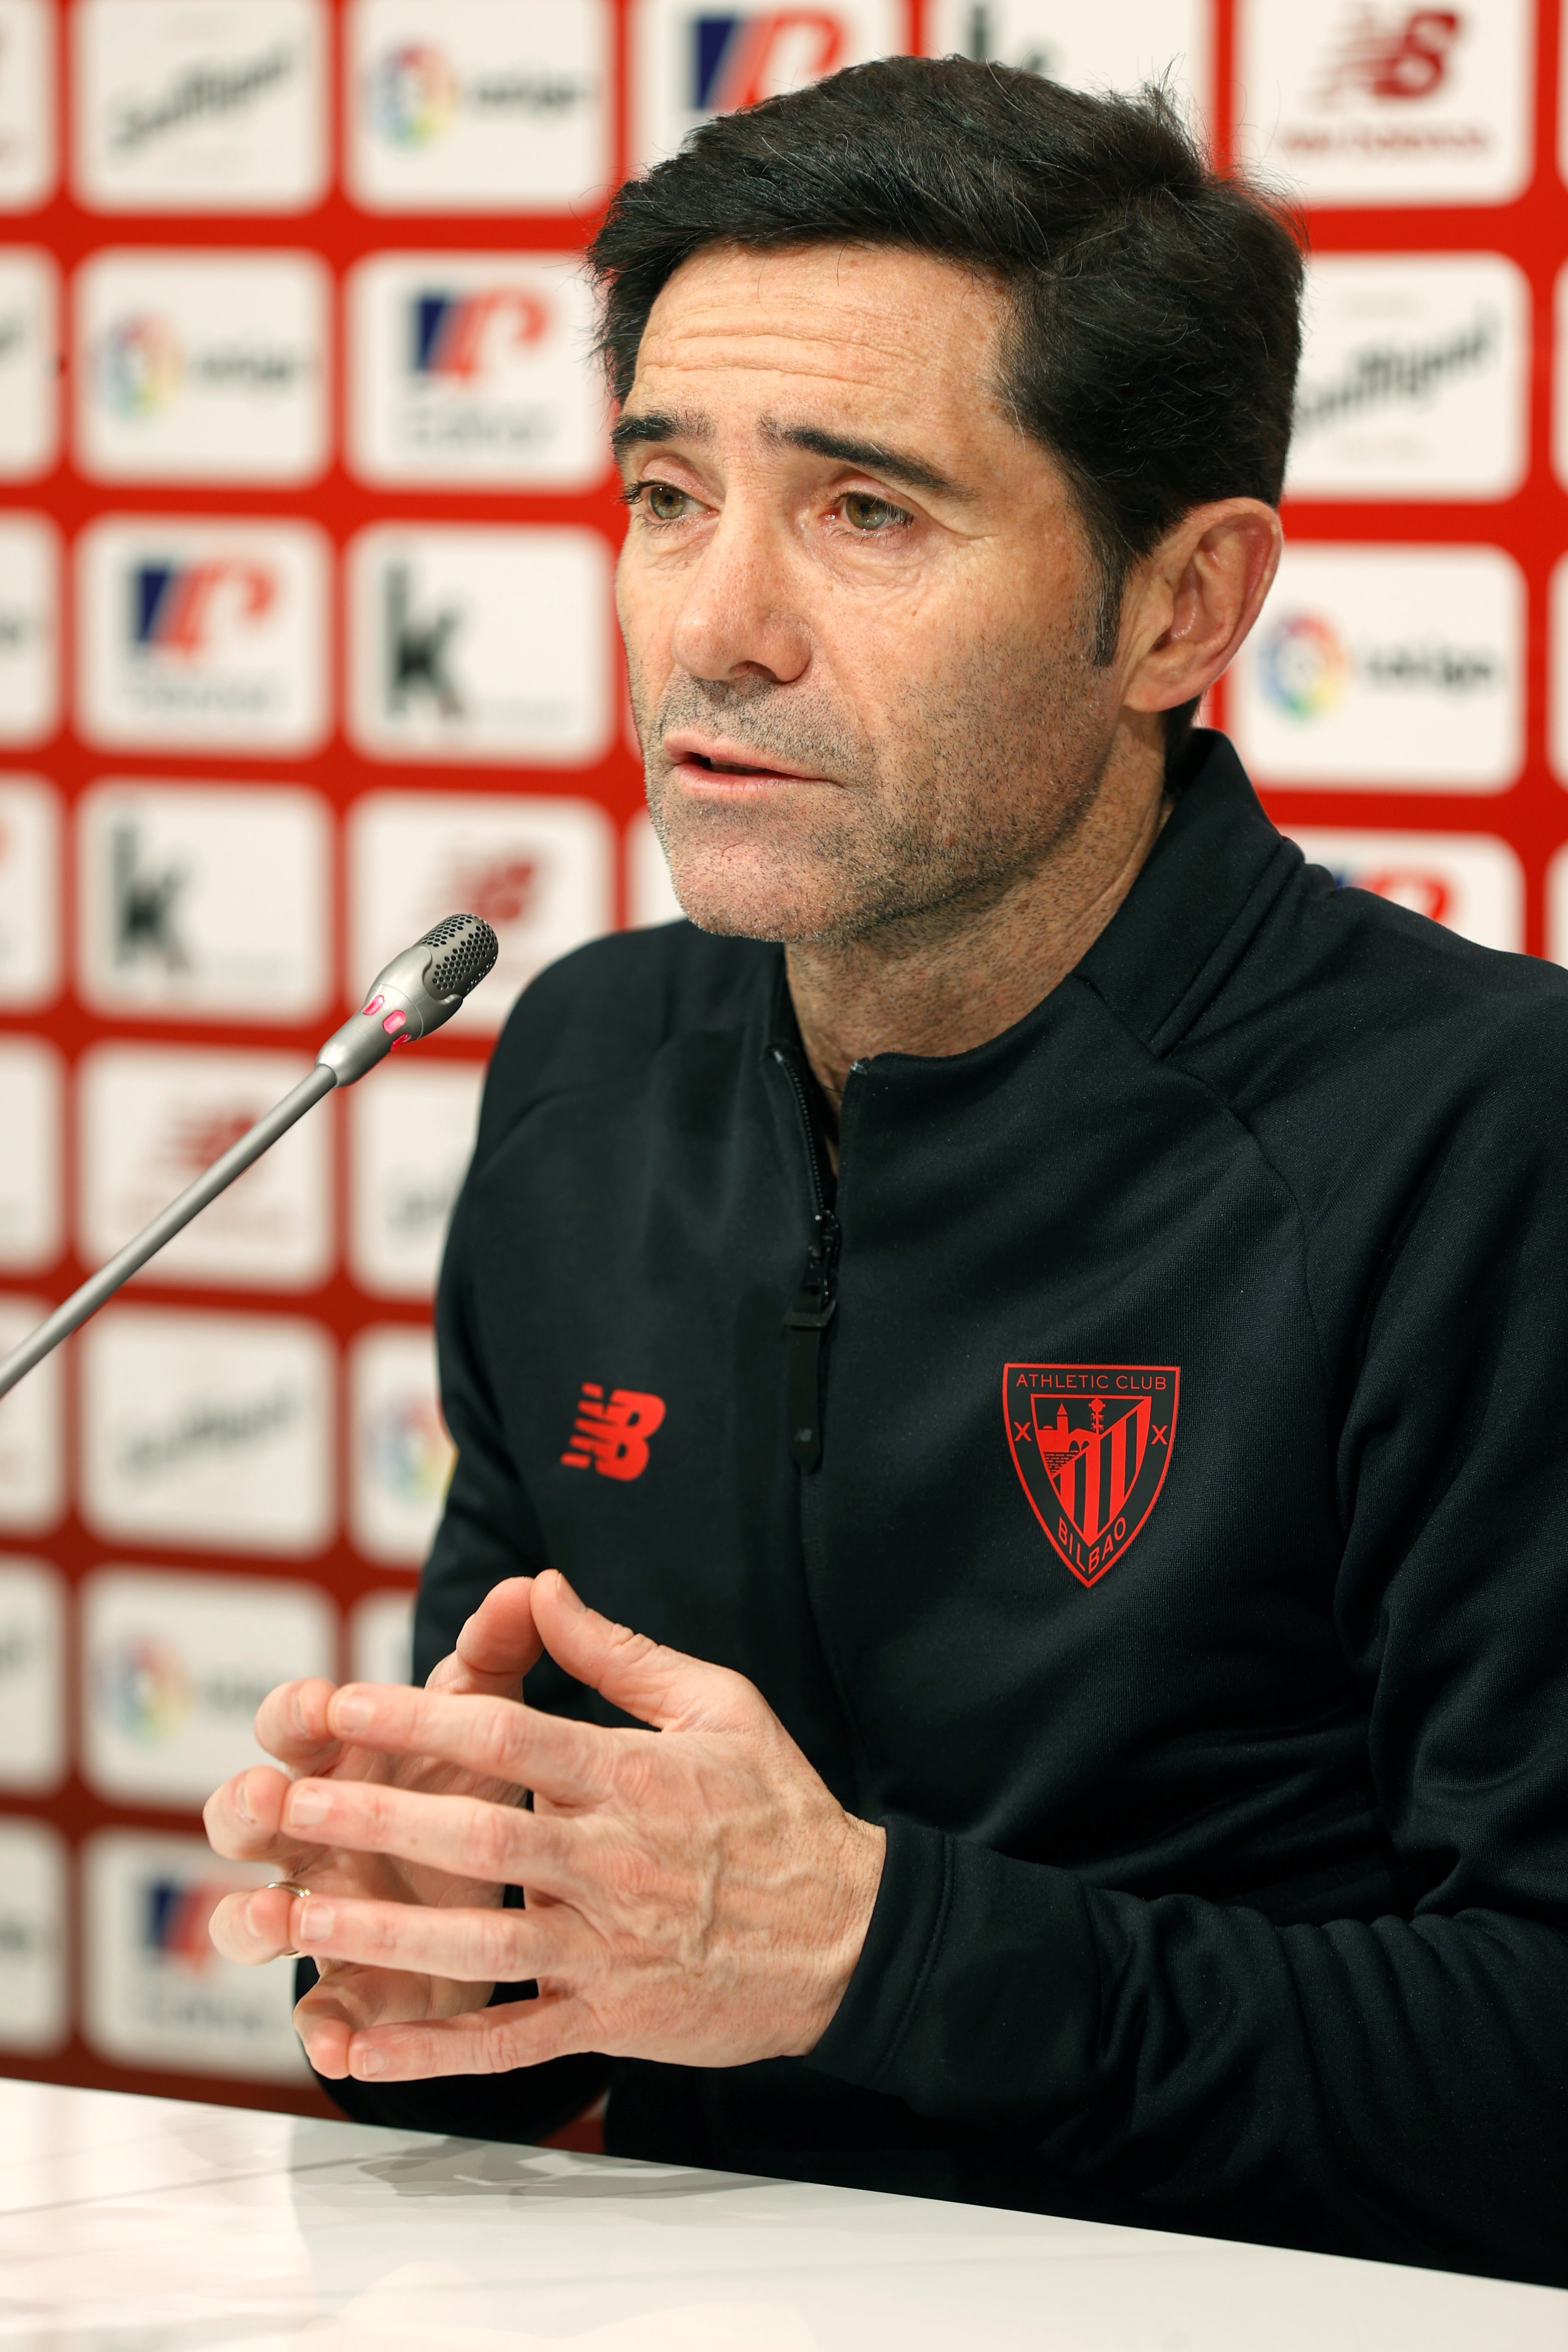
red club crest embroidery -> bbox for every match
[1004,1364,1179,1586]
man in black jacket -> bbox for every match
[206,61,1568,2285]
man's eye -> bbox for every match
[840,492,909,533]
[640,482,691,523]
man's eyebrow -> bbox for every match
[609,409,974,502]
[766,422,974,502]
[609,408,710,458]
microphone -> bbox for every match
[0,915,499,1403]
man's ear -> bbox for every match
[1120,499,1283,719]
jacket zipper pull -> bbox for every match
[784,1207,839,1471]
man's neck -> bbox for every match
[785,742,1173,1125]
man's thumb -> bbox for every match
[532,1569,750,1731]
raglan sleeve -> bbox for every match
[808,1002,1568,2287]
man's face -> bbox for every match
[614,241,1126,945]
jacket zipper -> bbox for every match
[772,1043,840,1472]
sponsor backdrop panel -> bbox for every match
[1,0,1568,2128]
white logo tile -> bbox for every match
[77,516,330,753]
[0,1818,65,2053]
[84,1828,306,2079]
[1237,0,1533,208]
[348,524,611,767]
[923,0,1210,111]
[0,1296,63,1535]
[348,251,603,490]
[1285,827,1523,952]
[1289,254,1528,502]
[75,249,329,486]
[73,0,326,214]
[0,1558,65,1794]
[77,781,331,1024]
[627,810,684,928]
[0,513,58,745]
[1229,543,1524,792]
[349,790,614,1038]
[635,0,906,168]
[0,248,57,477]
[82,1565,334,1806]
[349,1585,416,1685]
[347,0,610,213]
[349,1323,453,1567]
[0,0,56,211]
[82,1306,335,1556]
[0,776,61,1008]
[0,1037,61,1273]
[349,1058,484,1299]
[78,1044,333,1292]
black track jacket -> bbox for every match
[327,735,1568,2287]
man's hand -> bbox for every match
[204,1578,543,2079]
[213,1569,887,2083]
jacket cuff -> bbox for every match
[809,1814,1102,2129]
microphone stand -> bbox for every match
[0,913,499,1405]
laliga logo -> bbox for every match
[411,289,551,382]
[1318,7,1464,104]
[368,1390,453,1507]
[369,42,459,143]
[101,1635,191,1746]
[1260,614,1349,719]
[97,315,183,419]
[130,559,277,659]
[693,12,846,113]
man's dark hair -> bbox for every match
[589,56,1303,756]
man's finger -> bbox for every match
[252,1678,347,1772]
[291,1892,582,1984]
[321,1682,620,1808]
[344,1991,587,2082]
[295,1962,457,2079]
[444,1576,544,1691]
[208,1884,304,1966]
[203,1765,296,1862]
[532,1569,758,1734]
[279,1769,585,1894]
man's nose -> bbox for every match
[668,506,812,687]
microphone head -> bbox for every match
[314,912,502,1087]
[418,913,499,1004]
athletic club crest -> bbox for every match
[1004,1364,1179,1586]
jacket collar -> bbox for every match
[1072,730,1296,1056]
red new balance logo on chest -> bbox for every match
[560,1384,666,1481]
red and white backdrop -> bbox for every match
[0,0,1557,2113]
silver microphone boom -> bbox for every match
[0,915,499,1404]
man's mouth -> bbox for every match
[665,735,830,787]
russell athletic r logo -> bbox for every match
[1005,1364,1179,1586]
[561,1384,666,1481]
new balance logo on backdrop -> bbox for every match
[1317,7,1461,103]
[561,1385,667,1481]
[1238,0,1528,206]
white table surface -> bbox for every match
[2,2076,1565,2349]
